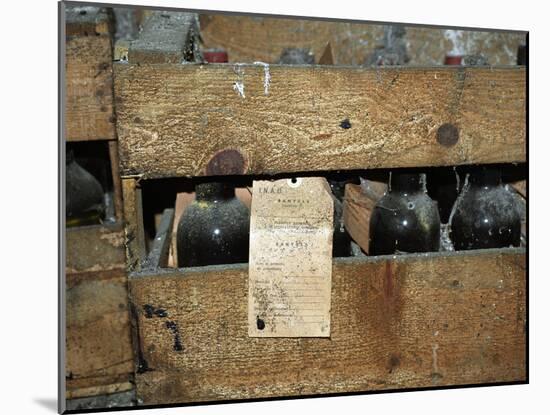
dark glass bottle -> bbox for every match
[176,182,250,267]
[66,149,105,227]
[369,172,440,255]
[450,167,521,250]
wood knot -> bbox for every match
[205,149,247,175]
[436,123,459,147]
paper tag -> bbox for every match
[248,177,333,337]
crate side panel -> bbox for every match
[129,250,526,404]
[114,64,526,178]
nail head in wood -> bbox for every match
[437,123,459,147]
[205,149,247,176]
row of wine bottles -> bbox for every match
[65,149,523,265]
[174,166,523,268]
[369,168,521,255]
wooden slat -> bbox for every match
[128,11,198,64]
[66,224,125,273]
[122,178,146,272]
[129,248,526,405]
[343,181,386,254]
[66,269,134,393]
[66,375,133,400]
[114,64,526,179]
[65,6,112,37]
[66,34,116,141]
[109,141,124,222]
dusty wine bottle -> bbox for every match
[176,182,250,267]
[449,167,521,250]
[369,172,440,255]
[66,148,105,227]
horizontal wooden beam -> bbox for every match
[129,248,526,405]
[114,64,526,178]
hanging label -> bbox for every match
[248,177,333,337]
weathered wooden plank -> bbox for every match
[65,5,112,37]
[122,178,146,272]
[66,224,125,273]
[343,181,386,254]
[199,15,525,66]
[66,269,134,394]
[65,34,116,141]
[108,141,124,222]
[128,11,198,64]
[114,64,526,178]
[66,374,133,400]
[129,248,526,405]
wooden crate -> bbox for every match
[65,224,134,399]
[64,5,131,400]
[65,6,116,142]
[113,57,527,405]
[129,210,525,404]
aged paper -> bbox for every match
[248,177,333,337]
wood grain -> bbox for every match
[122,178,146,272]
[109,141,124,222]
[128,11,198,64]
[343,182,386,254]
[66,269,133,396]
[65,34,116,141]
[114,64,526,179]
[199,15,525,66]
[66,224,125,273]
[129,248,526,405]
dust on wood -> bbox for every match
[65,35,116,141]
[66,269,133,397]
[65,5,112,37]
[114,64,526,179]
[128,11,198,64]
[128,248,526,405]
[66,224,125,273]
[122,178,146,272]
[343,181,387,254]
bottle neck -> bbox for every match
[390,172,426,193]
[195,182,235,201]
[468,167,502,187]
